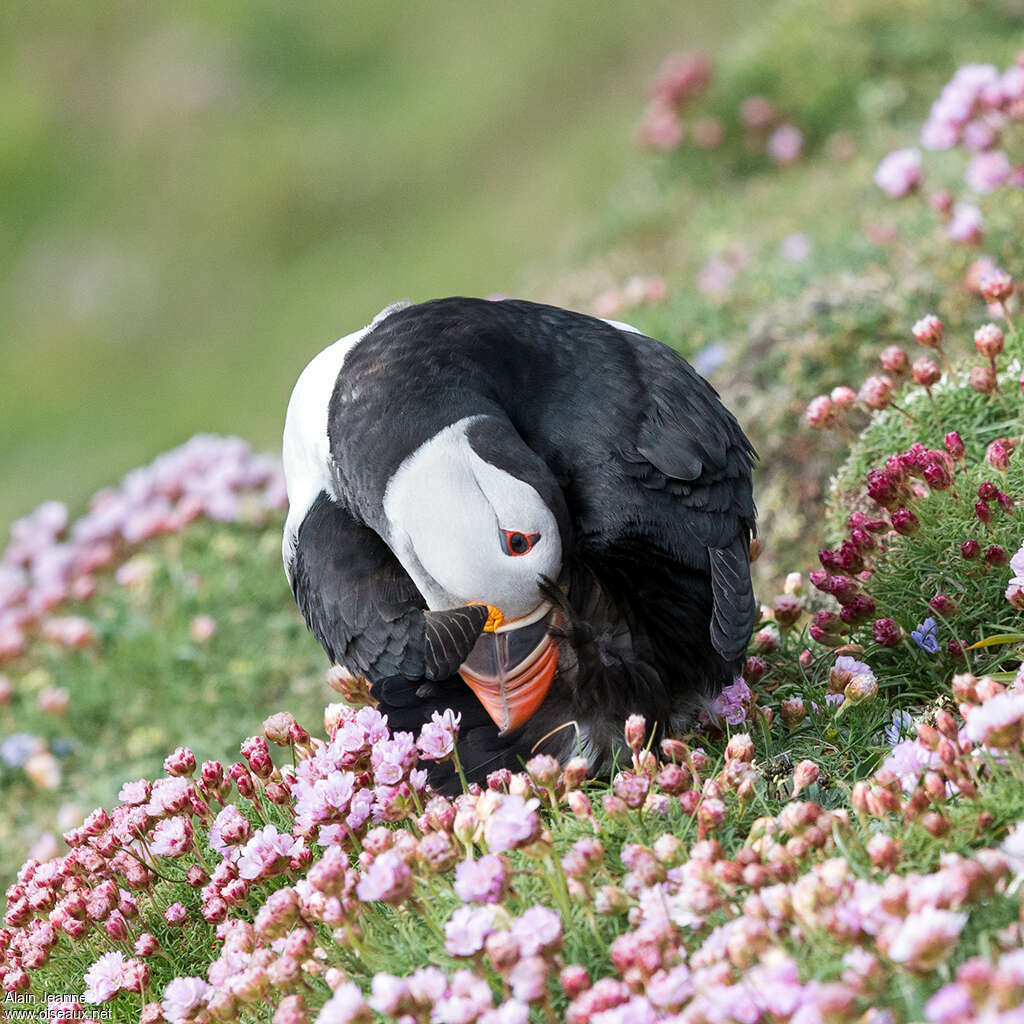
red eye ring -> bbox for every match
[502,530,540,557]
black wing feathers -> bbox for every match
[291,493,486,682]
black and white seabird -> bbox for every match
[282,297,756,788]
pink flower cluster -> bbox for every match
[3,681,1024,1022]
[0,434,286,664]
[877,54,1024,246]
[635,51,803,165]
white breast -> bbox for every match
[281,301,409,582]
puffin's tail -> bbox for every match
[708,534,757,665]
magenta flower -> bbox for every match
[711,676,750,725]
[444,905,497,957]
[454,854,508,904]
[209,805,252,861]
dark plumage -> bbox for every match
[282,297,756,790]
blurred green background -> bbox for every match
[0,0,756,536]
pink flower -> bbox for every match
[161,976,211,1023]
[874,148,923,197]
[316,982,371,1023]
[149,816,193,858]
[886,907,967,972]
[964,692,1024,747]
[237,825,300,881]
[946,203,983,244]
[483,794,542,853]
[370,731,417,786]
[510,906,563,957]
[445,905,497,957]
[82,951,127,1003]
[355,850,412,904]
[417,709,461,761]
[768,124,803,164]
[454,854,508,904]
[147,776,192,816]
[209,805,252,861]
[965,150,1011,193]
[804,395,837,430]
[711,676,750,725]
[189,615,217,643]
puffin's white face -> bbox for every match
[382,417,562,622]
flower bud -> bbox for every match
[912,357,941,389]
[805,395,837,429]
[890,508,919,535]
[772,595,803,629]
[985,544,1008,566]
[986,441,1011,472]
[866,833,900,870]
[780,697,806,727]
[725,734,754,763]
[929,593,958,617]
[980,268,1013,303]
[830,385,857,408]
[263,712,298,746]
[858,375,894,411]
[974,323,1005,361]
[970,364,997,394]
[792,760,819,796]
[624,714,648,755]
[944,431,965,461]
[561,757,589,791]
[911,314,944,348]
[879,345,909,375]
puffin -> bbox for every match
[282,297,756,789]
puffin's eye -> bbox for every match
[501,530,540,557]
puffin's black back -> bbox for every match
[292,298,757,787]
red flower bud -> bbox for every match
[890,508,919,535]
[805,395,837,429]
[872,618,903,648]
[985,545,1008,566]
[944,431,965,461]
[929,593,958,617]
[961,539,981,559]
[858,375,895,411]
[986,441,1011,473]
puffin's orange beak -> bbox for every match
[458,610,559,734]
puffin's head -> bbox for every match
[383,414,569,733]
